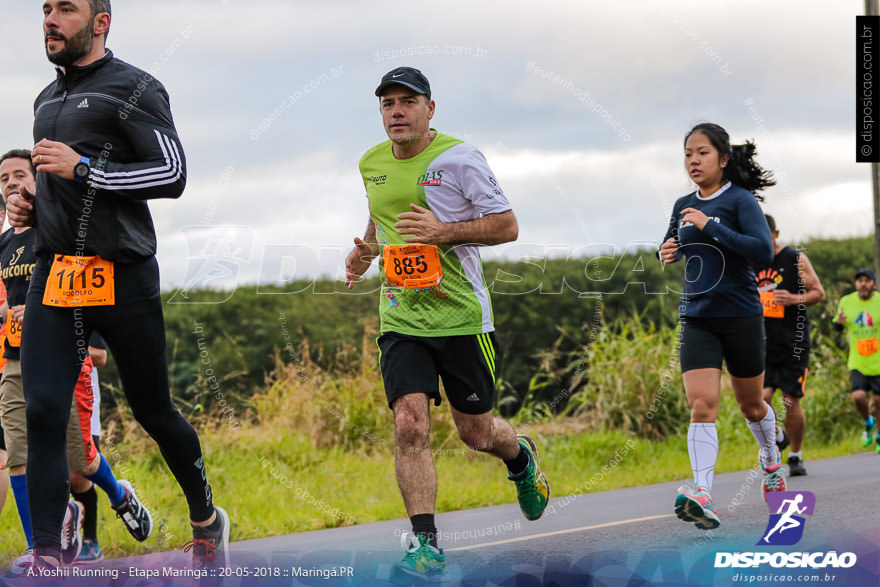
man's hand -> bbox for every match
[344,237,378,289]
[6,185,35,227]
[659,237,679,264]
[32,139,82,180]
[837,310,846,325]
[395,204,445,244]
[9,305,25,325]
[772,289,799,306]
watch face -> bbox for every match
[75,163,89,178]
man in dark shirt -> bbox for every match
[757,216,825,476]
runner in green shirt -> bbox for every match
[345,67,550,578]
[835,267,880,450]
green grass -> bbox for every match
[0,422,868,566]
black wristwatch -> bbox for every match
[73,156,90,182]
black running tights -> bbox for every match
[22,256,214,559]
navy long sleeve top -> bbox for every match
[661,182,773,318]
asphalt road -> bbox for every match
[4,452,878,586]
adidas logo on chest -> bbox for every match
[77,98,89,109]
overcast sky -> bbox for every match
[0,1,863,291]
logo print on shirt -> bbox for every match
[8,246,25,266]
[755,268,783,292]
[487,176,502,198]
[417,170,443,186]
[77,98,89,109]
[680,216,721,229]
[856,311,875,327]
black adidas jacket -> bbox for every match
[33,50,186,263]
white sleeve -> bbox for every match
[457,146,512,215]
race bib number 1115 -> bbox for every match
[43,255,115,307]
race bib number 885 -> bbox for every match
[383,244,443,289]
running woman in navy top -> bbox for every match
[659,123,782,530]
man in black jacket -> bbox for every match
[7,0,229,569]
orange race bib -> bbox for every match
[5,309,21,348]
[858,337,879,357]
[760,291,784,319]
[42,255,115,307]
[383,244,443,289]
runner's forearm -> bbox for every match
[364,218,378,244]
[796,288,824,307]
[439,210,517,246]
[362,218,381,258]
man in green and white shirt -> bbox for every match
[835,267,880,449]
[345,67,550,578]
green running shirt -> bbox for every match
[836,291,880,375]
[359,131,511,336]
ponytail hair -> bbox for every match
[685,122,776,201]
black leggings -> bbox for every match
[22,255,213,559]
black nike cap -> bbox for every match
[375,67,431,100]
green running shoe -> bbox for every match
[863,417,876,447]
[398,533,446,577]
[509,435,550,521]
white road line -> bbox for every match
[447,514,674,552]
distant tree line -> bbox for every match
[95,236,873,420]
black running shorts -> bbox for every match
[679,315,765,378]
[850,370,880,394]
[377,331,499,415]
[764,361,809,399]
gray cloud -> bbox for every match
[0,1,863,287]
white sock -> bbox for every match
[789,451,802,459]
[747,402,779,463]
[775,427,784,443]
[688,423,718,492]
